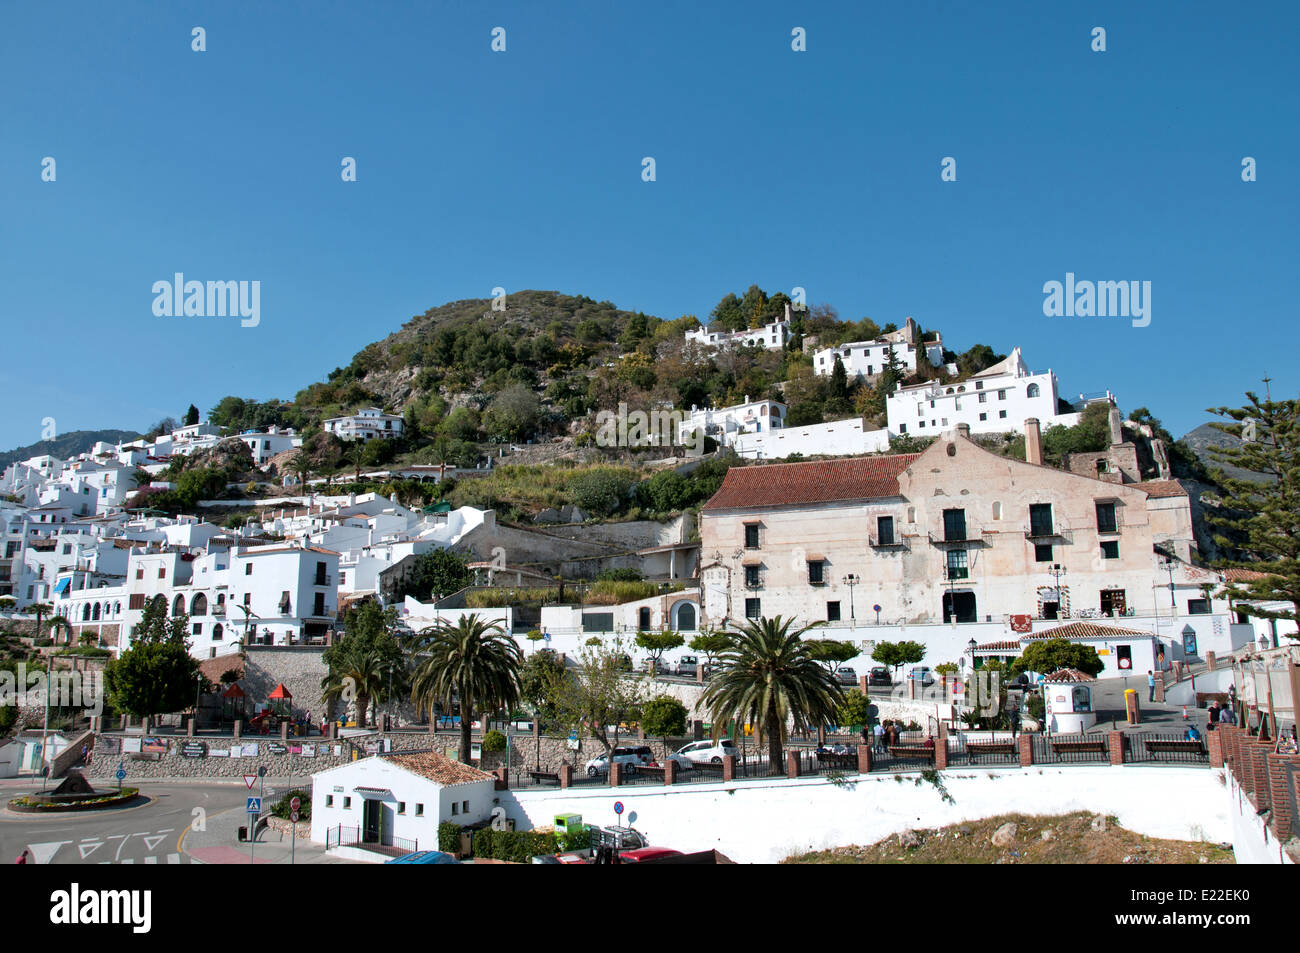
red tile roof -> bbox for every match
[1137,480,1187,498]
[974,640,1022,652]
[1024,621,1152,641]
[387,751,494,787]
[702,454,921,511]
[1043,667,1096,683]
[1224,568,1271,582]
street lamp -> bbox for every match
[195,673,203,731]
[1160,556,1177,610]
[1048,563,1067,618]
[843,574,859,622]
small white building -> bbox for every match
[1042,669,1098,733]
[0,731,71,778]
[732,416,891,460]
[685,305,792,352]
[677,398,786,449]
[813,317,944,382]
[323,408,404,441]
[311,751,497,853]
[885,347,1114,439]
[236,427,303,466]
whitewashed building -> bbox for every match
[685,305,792,352]
[323,408,404,441]
[813,317,944,382]
[677,398,786,449]
[235,427,303,466]
[732,416,891,460]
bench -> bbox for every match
[1144,739,1205,756]
[888,745,936,761]
[966,742,1017,760]
[528,771,561,786]
[816,752,859,769]
[1050,740,1107,755]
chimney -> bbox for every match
[955,423,970,439]
[1108,405,1123,447]
[784,301,792,322]
[1025,418,1042,466]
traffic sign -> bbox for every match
[115,767,127,781]
[953,680,965,696]
[246,796,262,814]
[613,801,624,817]
[290,796,301,812]
[244,775,257,789]
[291,811,299,822]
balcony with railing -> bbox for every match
[869,534,908,550]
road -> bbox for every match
[0,781,248,866]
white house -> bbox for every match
[310,751,497,854]
[886,347,1102,437]
[323,408,404,441]
[685,304,792,352]
[235,427,303,466]
[732,416,891,460]
[677,398,786,449]
[813,318,944,382]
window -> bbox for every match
[998,410,1007,419]
[745,565,761,588]
[451,802,459,816]
[807,560,824,585]
[192,623,202,636]
[998,391,1007,400]
[919,421,925,428]
[129,593,145,610]
[245,563,252,575]
[343,797,351,809]
[462,800,469,813]
[314,593,325,616]
[1029,503,1054,537]
[1101,590,1127,616]
[946,549,968,580]
[1188,598,1211,615]
[744,524,760,549]
[899,423,907,433]
[415,804,424,816]
[745,598,761,619]
[1095,501,1118,534]
[1026,383,1041,398]
[978,393,987,403]
[158,568,166,579]
[991,502,1002,521]
[135,568,143,580]
[1101,541,1119,560]
[943,508,967,542]
[979,413,987,421]
[1035,543,1053,562]
[326,795,333,808]
[876,516,895,545]
[398,802,406,814]
[213,624,223,641]
[827,601,841,622]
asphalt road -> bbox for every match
[0,782,249,866]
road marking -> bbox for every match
[166,853,181,864]
[108,833,130,861]
[77,840,104,860]
[144,855,157,864]
[120,858,134,864]
[26,840,70,865]
[141,832,171,851]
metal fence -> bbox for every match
[1121,732,1210,766]
[946,733,1020,768]
[1030,733,1111,765]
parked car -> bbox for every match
[667,739,738,767]
[618,847,683,864]
[907,666,935,687]
[585,746,653,777]
[835,666,858,686]
[675,655,699,678]
[868,666,893,687]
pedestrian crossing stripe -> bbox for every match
[97,854,183,865]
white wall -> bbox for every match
[733,417,891,460]
[503,765,1229,863]
[1227,771,1296,865]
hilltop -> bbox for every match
[0,429,140,472]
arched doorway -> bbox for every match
[672,602,697,632]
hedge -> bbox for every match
[438,822,461,853]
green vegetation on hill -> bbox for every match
[0,429,139,472]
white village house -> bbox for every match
[323,408,404,441]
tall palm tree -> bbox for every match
[288,451,312,490]
[410,614,522,763]
[701,616,843,773]
[321,649,390,728]
[47,615,73,646]
[22,602,53,643]
[344,441,366,483]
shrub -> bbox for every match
[438,822,462,853]
[270,788,311,821]
[470,828,575,863]
[482,729,507,753]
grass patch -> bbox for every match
[782,812,1235,865]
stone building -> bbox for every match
[698,419,1197,628]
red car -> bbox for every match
[617,847,683,864]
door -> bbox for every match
[942,591,977,624]
[362,798,381,843]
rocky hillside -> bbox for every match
[1180,422,1271,485]
[0,429,139,472]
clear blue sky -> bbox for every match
[2,1,1296,450]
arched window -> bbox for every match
[1026,383,1041,398]
[82,603,91,622]
[92,603,101,621]
[638,607,651,630]
[191,593,208,617]
[172,594,185,617]
[150,594,167,615]
[114,602,121,616]
[212,624,223,641]
[674,602,697,632]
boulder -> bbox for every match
[897,829,921,849]
[991,822,1018,847]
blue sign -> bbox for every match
[115,767,127,781]
[246,797,262,814]
[613,801,624,816]
[543,632,551,642]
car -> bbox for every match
[868,666,893,687]
[675,655,699,677]
[835,666,858,686]
[385,850,459,864]
[667,738,738,768]
[907,666,935,687]
[618,847,682,864]
[584,746,653,777]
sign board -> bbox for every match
[290,796,301,812]
[121,738,142,754]
[470,743,482,760]
[268,743,287,755]
[244,775,257,789]
[290,811,299,823]
[300,744,315,758]
[181,741,207,759]
[613,801,624,816]
[952,681,964,696]
[246,797,262,815]
[115,767,127,781]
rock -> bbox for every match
[897,829,921,849]
[1122,855,1133,864]
[534,508,561,524]
[1040,829,1056,842]
[991,822,1018,847]
[1090,816,1108,832]
[956,825,972,838]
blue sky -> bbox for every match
[1,1,1296,450]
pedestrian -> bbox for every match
[1147,670,1156,703]
[15,849,30,865]
[1219,705,1232,725]
[1207,701,1220,723]
[1185,724,1202,743]
[79,743,88,765]
[873,721,885,753]
[1228,684,1237,705]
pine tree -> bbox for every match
[1205,390,1300,638]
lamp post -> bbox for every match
[843,574,859,622]
[1160,557,1177,610]
[1048,563,1067,618]
[195,673,203,732]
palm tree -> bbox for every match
[288,451,312,490]
[321,649,390,728]
[47,615,73,647]
[701,616,843,773]
[410,614,522,763]
[344,441,366,483]
[21,602,54,643]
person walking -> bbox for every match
[873,721,885,753]
[15,849,30,865]
[1147,670,1156,703]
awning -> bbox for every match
[268,683,293,700]
[54,578,71,594]
[354,787,393,800]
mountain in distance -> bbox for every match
[1180,422,1271,485]
[0,429,140,473]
